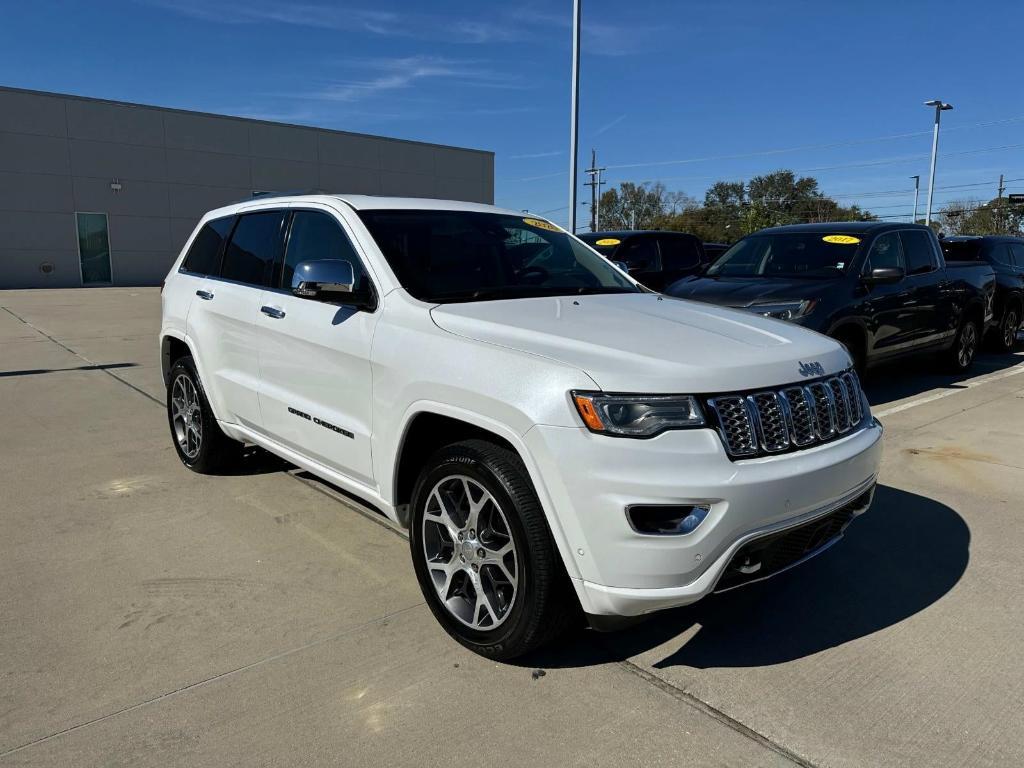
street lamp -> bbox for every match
[923,99,953,225]
[567,0,581,233]
[910,175,920,223]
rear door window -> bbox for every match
[899,230,938,275]
[220,210,287,287]
[658,235,700,270]
[182,216,234,275]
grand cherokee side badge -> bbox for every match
[798,360,825,377]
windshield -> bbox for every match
[358,210,639,303]
[707,232,861,278]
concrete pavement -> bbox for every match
[1,287,1022,767]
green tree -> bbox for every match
[940,197,1024,235]
[596,170,875,242]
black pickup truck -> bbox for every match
[666,222,996,374]
[940,235,1024,352]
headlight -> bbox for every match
[571,391,705,437]
[749,299,817,321]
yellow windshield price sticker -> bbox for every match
[822,235,860,245]
[595,238,621,246]
[523,217,561,232]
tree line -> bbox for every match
[590,169,1024,240]
[594,169,873,242]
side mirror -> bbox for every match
[864,266,905,285]
[613,260,630,273]
[292,259,355,301]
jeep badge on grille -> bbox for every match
[798,360,825,378]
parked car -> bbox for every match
[702,242,731,262]
[940,235,1024,352]
[577,230,708,291]
[161,196,881,659]
[667,222,995,375]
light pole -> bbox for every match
[923,100,953,225]
[910,175,920,223]
[567,0,581,233]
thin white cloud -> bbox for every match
[296,56,526,104]
[592,113,628,137]
[139,0,657,52]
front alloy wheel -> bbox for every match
[409,440,577,659]
[422,475,518,629]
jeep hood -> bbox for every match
[429,293,850,393]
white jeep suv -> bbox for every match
[160,194,882,659]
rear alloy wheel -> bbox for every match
[946,317,980,373]
[995,306,1020,353]
[166,356,245,473]
[409,440,576,660]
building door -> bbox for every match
[76,212,112,285]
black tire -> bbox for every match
[944,316,980,373]
[408,439,576,660]
[991,304,1020,353]
[166,356,245,474]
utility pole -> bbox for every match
[567,0,581,234]
[998,173,1006,234]
[584,148,606,232]
[910,175,920,223]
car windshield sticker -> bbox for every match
[822,235,860,244]
[522,217,561,232]
[595,238,621,246]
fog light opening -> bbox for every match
[627,504,711,536]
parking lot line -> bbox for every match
[874,360,1024,417]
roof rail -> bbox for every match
[226,189,324,205]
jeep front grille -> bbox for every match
[707,370,868,459]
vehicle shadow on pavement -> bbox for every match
[522,485,969,670]
[214,445,293,476]
[864,348,1022,408]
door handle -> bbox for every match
[195,290,214,300]
[260,305,286,319]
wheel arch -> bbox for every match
[160,332,194,385]
[827,320,869,365]
[390,403,582,581]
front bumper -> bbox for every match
[524,417,883,617]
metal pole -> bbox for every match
[910,175,920,223]
[567,0,581,234]
[925,106,941,225]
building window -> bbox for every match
[76,212,112,285]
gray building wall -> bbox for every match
[0,87,495,289]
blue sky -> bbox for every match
[3,0,1022,229]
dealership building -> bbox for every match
[0,86,495,289]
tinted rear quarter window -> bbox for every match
[182,217,234,275]
[221,211,287,287]
[899,230,937,275]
